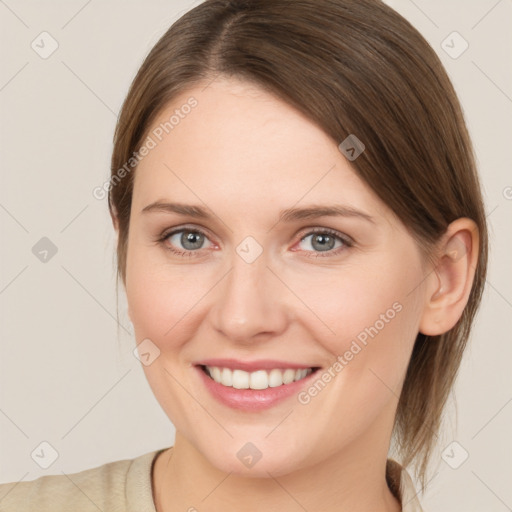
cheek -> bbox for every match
[125,242,213,344]
[283,260,424,450]
[292,254,424,394]
[124,243,214,431]
[291,256,421,345]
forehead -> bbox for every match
[132,77,391,222]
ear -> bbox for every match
[419,218,480,336]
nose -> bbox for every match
[210,249,289,344]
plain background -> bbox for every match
[0,0,511,510]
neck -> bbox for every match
[153,432,401,512]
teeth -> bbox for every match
[211,366,222,382]
[232,369,249,389]
[250,370,268,390]
[268,369,283,387]
[221,367,232,387]
[205,366,313,390]
[282,368,296,384]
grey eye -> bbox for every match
[299,233,343,252]
[167,230,210,251]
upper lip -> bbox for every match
[195,358,318,372]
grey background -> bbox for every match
[0,1,511,510]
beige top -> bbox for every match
[0,448,423,511]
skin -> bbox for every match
[116,76,479,512]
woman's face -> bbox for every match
[124,77,430,476]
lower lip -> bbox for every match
[196,366,317,411]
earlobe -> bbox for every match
[419,218,479,336]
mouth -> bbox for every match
[199,365,317,390]
[194,360,321,411]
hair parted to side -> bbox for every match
[109,0,488,487]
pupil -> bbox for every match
[313,234,333,251]
[182,231,203,250]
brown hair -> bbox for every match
[109,0,488,486]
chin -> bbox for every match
[214,452,299,478]
[194,435,310,478]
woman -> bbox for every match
[0,0,488,510]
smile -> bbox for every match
[202,365,314,390]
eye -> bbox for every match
[159,227,213,256]
[157,226,353,258]
[295,228,353,257]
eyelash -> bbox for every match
[157,225,354,259]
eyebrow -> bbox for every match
[141,201,375,224]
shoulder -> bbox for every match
[0,449,164,512]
